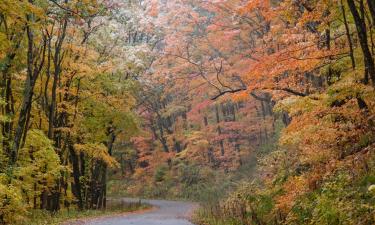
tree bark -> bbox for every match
[156,114,169,152]
[367,0,375,27]
[12,24,46,164]
[48,19,68,139]
[341,0,356,69]
[347,0,375,84]
[69,143,83,210]
[215,104,225,156]
[1,36,22,160]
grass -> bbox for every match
[28,200,151,225]
[192,207,241,225]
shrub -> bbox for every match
[0,181,27,225]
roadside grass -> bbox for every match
[28,200,151,225]
[192,207,241,225]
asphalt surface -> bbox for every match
[68,198,197,225]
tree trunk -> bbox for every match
[69,143,83,210]
[347,0,375,84]
[341,0,356,69]
[1,69,14,158]
[48,19,68,139]
[156,114,169,152]
[367,0,375,27]
[12,67,37,163]
[215,105,225,156]
[12,16,46,164]
[0,31,23,161]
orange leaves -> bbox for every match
[235,0,353,100]
[131,136,153,154]
[241,0,276,20]
[232,91,250,101]
[243,0,270,12]
[270,80,375,216]
[276,175,309,213]
[148,0,159,17]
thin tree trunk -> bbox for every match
[347,0,375,84]
[69,142,83,210]
[367,0,375,27]
[156,114,169,152]
[12,25,46,164]
[48,19,68,139]
[215,105,225,156]
[1,37,22,160]
[341,0,356,69]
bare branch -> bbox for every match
[211,87,247,100]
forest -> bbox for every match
[0,0,375,224]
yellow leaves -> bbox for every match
[185,131,209,148]
[17,129,62,188]
[278,78,375,165]
[24,1,47,19]
[271,72,375,220]
[162,105,187,118]
[174,131,214,163]
[0,33,11,57]
[0,182,27,225]
[0,0,48,36]
[74,143,119,168]
[0,130,61,224]
[275,95,320,116]
[0,0,42,21]
[326,77,375,111]
[62,42,101,78]
[0,0,143,216]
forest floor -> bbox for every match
[63,198,198,225]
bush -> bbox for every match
[0,181,27,225]
[154,165,168,182]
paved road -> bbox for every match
[69,198,197,225]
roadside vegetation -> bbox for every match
[29,200,149,225]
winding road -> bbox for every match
[66,198,198,225]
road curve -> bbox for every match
[68,198,198,225]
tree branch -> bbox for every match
[271,87,307,97]
[211,87,247,100]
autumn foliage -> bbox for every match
[1,0,375,224]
